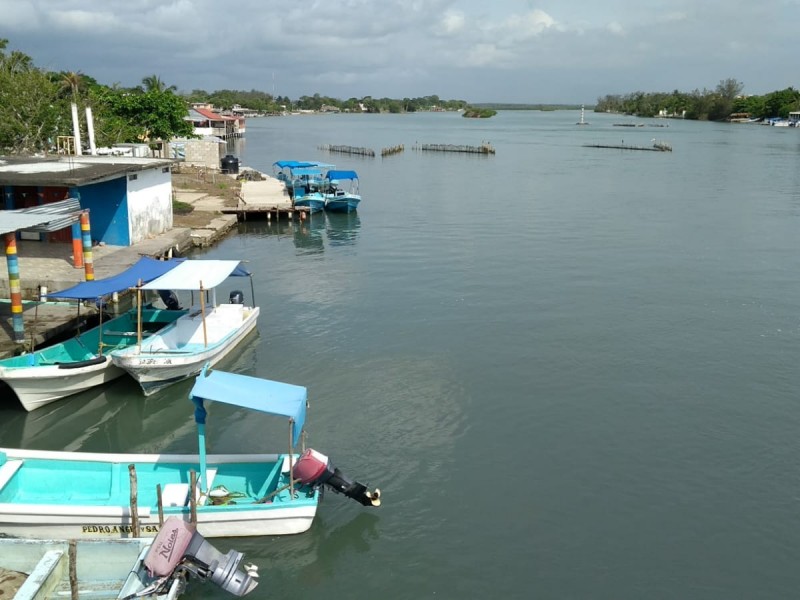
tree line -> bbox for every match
[594,78,800,121]
[185,91,466,114]
[0,39,468,155]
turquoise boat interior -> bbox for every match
[0,308,186,368]
[0,455,318,509]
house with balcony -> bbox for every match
[186,104,242,139]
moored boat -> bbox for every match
[110,260,258,396]
[323,170,361,213]
[0,518,258,598]
[272,161,334,213]
[0,365,380,539]
[0,257,185,412]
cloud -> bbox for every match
[49,9,122,31]
[439,10,466,35]
[0,0,797,102]
[606,21,625,35]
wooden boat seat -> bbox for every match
[0,459,23,492]
[160,483,190,507]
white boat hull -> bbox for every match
[111,305,260,396]
[0,503,317,540]
[0,448,318,540]
[0,358,125,412]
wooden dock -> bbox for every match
[221,176,310,220]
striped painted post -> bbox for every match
[71,222,84,268]
[80,211,94,281]
[4,232,25,343]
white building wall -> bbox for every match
[126,166,173,243]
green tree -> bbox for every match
[0,39,65,154]
[93,87,193,143]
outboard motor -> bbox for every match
[294,448,381,507]
[229,290,244,305]
[158,289,182,311]
[144,516,258,597]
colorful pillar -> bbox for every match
[4,233,25,343]
[71,222,84,268]
[80,211,94,281]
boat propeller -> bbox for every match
[295,448,381,507]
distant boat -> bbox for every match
[576,104,589,126]
[323,170,361,213]
[0,517,258,598]
[110,260,259,396]
[272,160,334,213]
[0,365,380,539]
[0,257,185,412]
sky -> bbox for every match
[1,0,797,104]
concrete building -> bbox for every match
[186,106,242,139]
[0,156,174,246]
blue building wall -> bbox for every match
[72,177,129,246]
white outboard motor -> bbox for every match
[229,290,244,304]
[143,516,258,597]
[294,448,381,507]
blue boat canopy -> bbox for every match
[325,170,358,181]
[290,167,324,177]
[273,160,318,169]
[50,257,181,300]
[190,368,307,446]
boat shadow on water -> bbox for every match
[0,330,261,453]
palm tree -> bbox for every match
[141,74,177,93]
[60,71,83,104]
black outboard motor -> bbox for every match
[294,448,381,507]
[229,290,244,305]
[143,516,258,597]
[158,289,182,311]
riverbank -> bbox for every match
[0,172,240,359]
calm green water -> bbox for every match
[3,111,800,598]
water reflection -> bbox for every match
[180,512,379,599]
[326,212,361,246]
[293,213,326,255]
[236,213,360,252]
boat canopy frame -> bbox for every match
[189,365,308,495]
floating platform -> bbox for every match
[319,144,375,157]
[413,143,496,155]
[584,142,672,152]
[381,144,404,156]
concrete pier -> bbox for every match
[223,176,309,219]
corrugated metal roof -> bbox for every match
[0,198,82,235]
